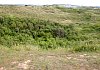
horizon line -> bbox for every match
[0,3,100,7]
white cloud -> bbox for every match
[0,0,100,6]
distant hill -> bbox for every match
[0,4,100,8]
[53,4,100,9]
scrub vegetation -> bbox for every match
[0,5,100,70]
[0,5,100,52]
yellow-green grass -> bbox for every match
[0,5,100,24]
[0,5,100,70]
[0,45,100,70]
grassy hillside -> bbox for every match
[0,5,100,70]
[0,5,100,52]
[0,5,100,24]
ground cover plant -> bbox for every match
[0,5,100,70]
[0,5,100,52]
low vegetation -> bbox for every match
[0,5,100,70]
[0,5,100,52]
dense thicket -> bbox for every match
[0,15,100,51]
[0,5,100,52]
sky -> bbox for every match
[0,0,100,6]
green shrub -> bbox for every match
[52,28,66,38]
[0,15,99,52]
[72,45,99,52]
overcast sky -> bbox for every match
[0,0,100,6]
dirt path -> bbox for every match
[0,50,100,70]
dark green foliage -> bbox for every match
[52,28,66,38]
[0,15,100,52]
[83,13,92,21]
[0,16,4,23]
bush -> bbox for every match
[52,28,66,38]
[0,15,99,52]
